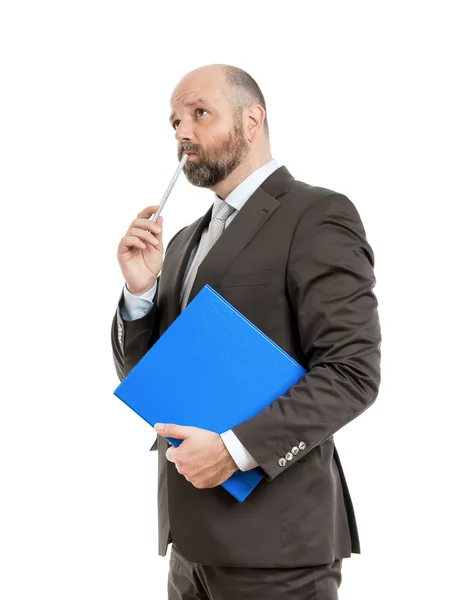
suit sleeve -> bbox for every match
[111,226,187,382]
[231,193,382,481]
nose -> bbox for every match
[174,119,195,143]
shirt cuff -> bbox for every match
[220,429,259,472]
[121,281,157,321]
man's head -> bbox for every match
[169,64,270,190]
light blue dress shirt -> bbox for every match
[121,158,279,471]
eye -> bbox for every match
[172,108,209,129]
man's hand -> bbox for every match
[154,423,239,489]
[117,205,164,295]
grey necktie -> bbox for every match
[180,200,236,311]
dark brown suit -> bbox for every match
[111,165,381,569]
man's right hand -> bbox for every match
[117,205,164,295]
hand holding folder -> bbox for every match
[154,423,241,491]
[113,284,307,501]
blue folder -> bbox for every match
[113,284,306,501]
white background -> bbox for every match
[1,1,448,598]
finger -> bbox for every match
[127,227,160,246]
[166,447,177,463]
[137,205,159,218]
[118,235,147,254]
[129,218,163,234]
[137,206,164,223]
[155,423,194,439]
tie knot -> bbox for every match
[212,200,235,222]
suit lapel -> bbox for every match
[187,186,279,304]
[161,165,294,326]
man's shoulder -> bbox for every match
[290,177,343,202]
[283,175,345,210]
[269,165,344,203]
[281,173,361,226]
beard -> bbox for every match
[178,120,249,189]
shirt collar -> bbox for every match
[213,159,279,212]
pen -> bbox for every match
[150,153,189,222]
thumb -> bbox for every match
[154,423,196,440]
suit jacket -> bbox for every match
[111,165,381,568]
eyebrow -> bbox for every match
[169,98,210,123]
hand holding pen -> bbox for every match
[116,153,189,296]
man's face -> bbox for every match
[169,76,249,189]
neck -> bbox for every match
[211,151,273,200]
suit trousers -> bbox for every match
[167,543,343,600]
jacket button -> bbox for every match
[285,452,293,461]
[298,441,306,450]
[291,446,299,455]
[278,457,287,467]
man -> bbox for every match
[111,63,381,599]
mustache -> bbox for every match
[179,146,200,155]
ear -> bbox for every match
[244,104,266,141]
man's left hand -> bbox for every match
[154,423,239,488]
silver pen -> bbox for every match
[150,153,189,222]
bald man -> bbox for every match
[111,63,381,600]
